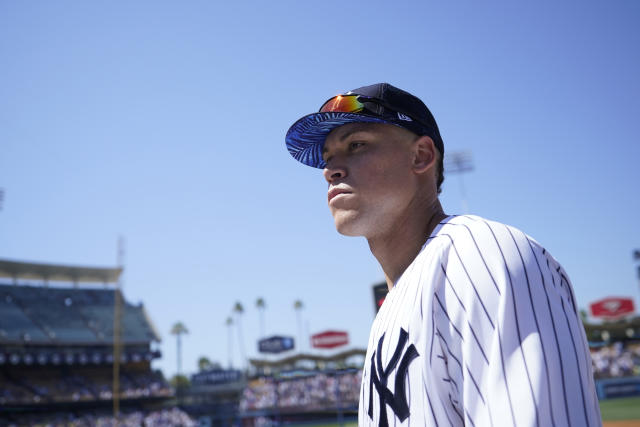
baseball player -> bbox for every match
[285,83,601,426]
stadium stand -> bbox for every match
[4,256,638,424]
[240,369,361,412]
[8,407,196,427]
[0,284,158,345]
[177,351,365,425]
[182,368,246,426]
[221,351,363,425]
[0,259,181,425]
[591,342,640,379]
[584,315,640,399]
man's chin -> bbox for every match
[335,226,361,237]
[333,215,366,237]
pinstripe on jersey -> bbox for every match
[358,215,602,427]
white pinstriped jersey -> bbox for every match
[358,215,601,427]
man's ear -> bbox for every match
[411,136,437,175]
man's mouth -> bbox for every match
[328,187,351,203]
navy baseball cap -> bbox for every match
[285,83,444,168]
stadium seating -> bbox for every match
[591,342,640,379]
[0,284,158,345]
[0,365,171,405]
[0,282,172,426]
[240,370,361,412]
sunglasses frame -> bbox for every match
[319,94,424,128]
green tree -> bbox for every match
[169,374,190,389]
[580,309,589,324]
[198,356,213,372]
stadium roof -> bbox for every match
[249,348,366,369]
[0,259,122,284]
[584,315,640,343]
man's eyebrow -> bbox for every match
[322,128,374,154]
[338,129,363,142]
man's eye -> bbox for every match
[349,142,364,150]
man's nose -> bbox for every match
[323,161,347,183]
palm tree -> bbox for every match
[255,297,266,338]
[233,302,247,369]
[198,356,213,372]
[225,316,234,369]
[294,300,304,352]
[170,322,189,377]
[579,309,588,324]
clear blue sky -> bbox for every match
[1,1,639,379]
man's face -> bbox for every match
[322,123,418,238]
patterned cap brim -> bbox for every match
[285,112,392,168]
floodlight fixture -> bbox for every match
[444,151,474,213]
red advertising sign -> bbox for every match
[373,282,388,313]
[589,297,635,320]
[311,330,349,349]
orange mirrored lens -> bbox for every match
[319,95,364,113]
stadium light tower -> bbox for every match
[113,236,125,417]
[444,151,474,214]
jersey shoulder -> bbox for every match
[432,214,553,270]
[436,214,540,246]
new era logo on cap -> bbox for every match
[397,112,412,121]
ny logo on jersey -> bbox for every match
[368,328,419,427]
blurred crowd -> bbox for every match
[240,371,361,411]
[9,408,195,427]
[0,369,170,405]
[240,344,640,412]
[591,342,640,379]
[3,343,640,425]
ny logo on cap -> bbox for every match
[397,113,412,121]
[368,328,419,427]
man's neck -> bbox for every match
[368,199,446,291]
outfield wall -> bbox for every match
[596,377,640,400]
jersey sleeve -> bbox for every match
[430,218,602,427]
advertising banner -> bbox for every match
[595,377,640,399]
[589,297,635,320]
[258,335,295,354]
[311,330,349,349]
[191,369,243,386]
[373,282,388,313]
